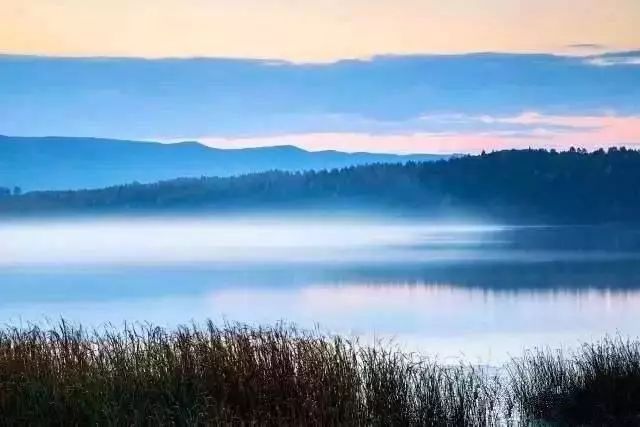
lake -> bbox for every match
[2,216,640,364]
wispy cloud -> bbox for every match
[1,53,639,152]
[586,50,640,66]
[184,113,640,154]
[566,43,608,50]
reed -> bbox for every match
[507,337,640,425]
[1,321,639,425]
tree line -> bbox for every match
[2,147,640,223]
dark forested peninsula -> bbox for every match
[2,148,640,223]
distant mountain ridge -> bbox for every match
[0,136,450,191]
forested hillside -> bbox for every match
[2,148,639,223]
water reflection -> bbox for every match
[1,219,640,363]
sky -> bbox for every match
[1,0,640,153]
[2,0,640,61]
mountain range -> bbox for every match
[0,136,450,191]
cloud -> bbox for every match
[586,51,640,66]
[183,113,640,154]
[0,53,639,152]
[182,112,592,139]
[566,43,608,50]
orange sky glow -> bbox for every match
[1,0,639,61]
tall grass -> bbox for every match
[0,321,500,425]
[0,321,639,425]
[508,337,640,425]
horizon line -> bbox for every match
[2,49,639,65]
[4,134,639,156]
[0,134,463,156]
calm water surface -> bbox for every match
[2,217,640,363]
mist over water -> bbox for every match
[2,215,640,363]
[0,217,509,266]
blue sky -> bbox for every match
[1,52,640,153]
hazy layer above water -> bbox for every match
[0,217,511,266]
[2,216,639,266]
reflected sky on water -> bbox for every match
[2,217,640,363]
